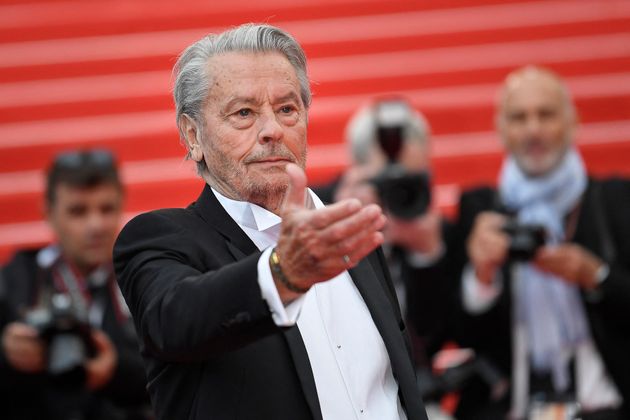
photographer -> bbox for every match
[450,66,630,419]
[0,150,150,420]
[315,98,455,371]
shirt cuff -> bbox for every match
[257,247,306,327]
[594,263,610,285]
[461,263,503,314]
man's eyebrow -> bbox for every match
[273,92,301,104]
[222,96,260,113]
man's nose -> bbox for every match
[86,211,107,233]
[524,115,542,136]
[257,111,284,143]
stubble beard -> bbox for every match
[207,146,306,214]
[517,137,570,178]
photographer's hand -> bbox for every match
[1,322,46,373]
[385,211,443,256]
[85,329,117,390]
[333,165,380,206]
[534,243,603,290]
[467,212,510,285]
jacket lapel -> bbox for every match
[283,326,324,420]
[192,184,258,258]
[349,256,427,420]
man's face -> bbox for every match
[195,52,307,211]
[47,183,123,274]
[498,73,575,177]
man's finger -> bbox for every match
[307,198,363,230]
[283,163,307,210]
[318,204,385,245]
[333,214,387,256]
[345,231,385,267]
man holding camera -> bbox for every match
[450,66,630,419]
[0,150,150,420]
[316,99,453,372]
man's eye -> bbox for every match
[279,105,295,114]
[68,205,87,217]
[237,109,251,117]
[508,112,526,123]
[539,109,557,121]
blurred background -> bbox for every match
[1,0,629,263]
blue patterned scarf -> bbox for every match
[499,147,590,392]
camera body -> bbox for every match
[25,293,94,384]
[369,100,431,219]
[371,165,431,219]
[502,220,547,261]
[418,349,508,402]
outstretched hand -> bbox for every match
[274,164,386,300]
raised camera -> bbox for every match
[369,100,431,219]
[25,293,94,385]
[502,220,547,261]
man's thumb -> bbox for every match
[284,163,307,209]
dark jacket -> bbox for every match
[113,184,428,420]
[0,249,150,420]
[450,178,630,419]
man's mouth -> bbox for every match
[523,140,548,156]
[249,157,293,165]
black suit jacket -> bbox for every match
[448,178,630,419]
[114,185,428,420]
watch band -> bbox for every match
[269,248,310,294]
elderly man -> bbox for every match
[450,66,630,419]
[113,24,428,420]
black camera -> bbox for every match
[25,293,94,385]
[502,220,547,261]
[369,100,431,219]
[418,349,508,402]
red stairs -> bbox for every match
[1,0,629,262]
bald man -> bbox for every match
[448,66,630,420]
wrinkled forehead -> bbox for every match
[206,52,299,89]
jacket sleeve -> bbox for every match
[0,253,49,395]
[113,211,278,363]
[446,188,513,365]
[583,178,630,331]
[402,220,459,359]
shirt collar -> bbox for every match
[211,187,323,233]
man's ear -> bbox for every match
[180,114,204,162]
[495,112,507,147]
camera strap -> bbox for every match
[53,261,91,324]
[51,260,121,328]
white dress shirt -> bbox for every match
[212,188,407,420]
